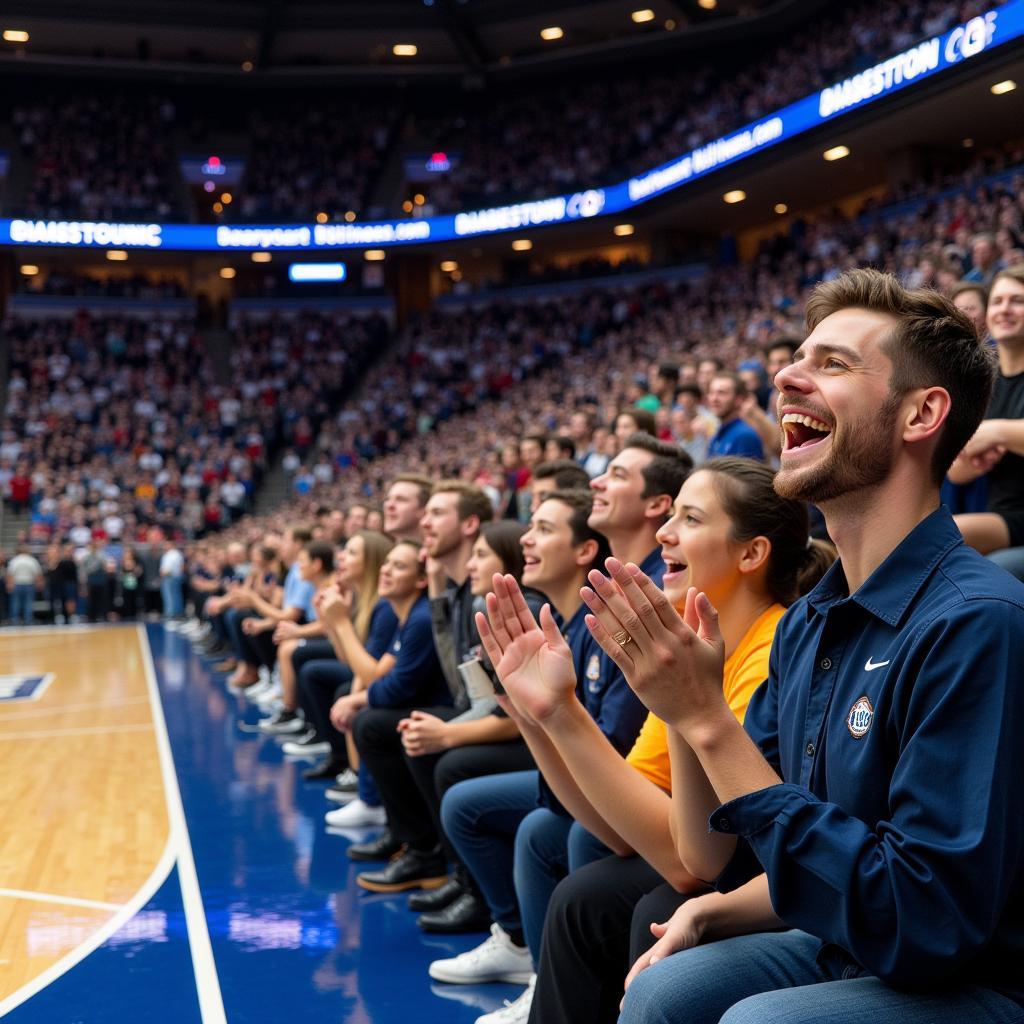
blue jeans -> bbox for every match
[514,813,610,962]
[10,583,35,624]
[442,770,539,943]
[618,928,1024,1024]
[160,576,183,618]
[989,546,1024,582]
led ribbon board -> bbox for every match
[1,3,1020,252]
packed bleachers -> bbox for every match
[3,0,1008,224]
[13,93,183,220]
[233,101,401,222]
[0,308,391,556]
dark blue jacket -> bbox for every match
[711,508,1024,1000]
[366,594,450,710]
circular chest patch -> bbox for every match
[847,695,874,739]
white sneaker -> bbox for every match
[256,682,283,708]
[429,924,534,985]
[244,679,273,701]
[475,976,535,1024]
[324,799,387,828]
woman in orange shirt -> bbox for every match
[477,458,833,1024]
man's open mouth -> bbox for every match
[781,412,832,453]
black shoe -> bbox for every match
[356,846,448,893]
[408,876,463,912]
[303,757,347,781]
[347,830,402,862]
[417,891,492,933]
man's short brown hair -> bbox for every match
[389,473,433,509]
[805,268,996,485]
[431,479,495,525]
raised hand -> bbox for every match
[581,557,727,736]
[318,584,354,624]
[476,573,578,725]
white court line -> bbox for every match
[0,695,150,721]
[0,723,153,741]
[0,888,122,913]
[0,627,180,1020]
[139,624,227,1024]
[0,842,176,1019]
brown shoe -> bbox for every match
[356,847,448,893]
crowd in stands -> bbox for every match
[5,138,1023,631]
[0,308,390,623]
[408,0,1002,213]
[3,1,1008,224]
[233,101,400,222]
[13,93,182,220]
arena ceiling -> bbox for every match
[0,0,827,82]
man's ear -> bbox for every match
[574,538,599,568]
[903,386,951,446]
[644,493,673,522]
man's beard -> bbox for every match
[774,393,901,504]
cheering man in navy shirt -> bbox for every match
[583,269,1024,1024]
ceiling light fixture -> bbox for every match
[991,79,1017,95]
[393,44,418,56]
[540,26,564,41]
[723,189,747,204]
[632,10,656,23]
[823,145,850,161]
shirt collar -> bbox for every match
[805,506,963,627]
[638,546,664,577]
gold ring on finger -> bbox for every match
[612,630,632,647]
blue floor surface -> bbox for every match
[9,624,523,1023]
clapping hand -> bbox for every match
[476,573,578,726]
[581,558,727,736]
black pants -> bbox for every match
[238,620,277,668]
[353,706,461,849]
[406,738,535,880]
[297,657,354,757]
[529,855,684,1024]
[87,579,110,622]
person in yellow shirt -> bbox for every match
[478,457,834,1024]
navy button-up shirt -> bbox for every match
[711,508,1024,1000]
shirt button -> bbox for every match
[717,817,731,832]
[806,742,815,757]
[820,657,832,670]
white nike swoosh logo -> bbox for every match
[864,658,890,672]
